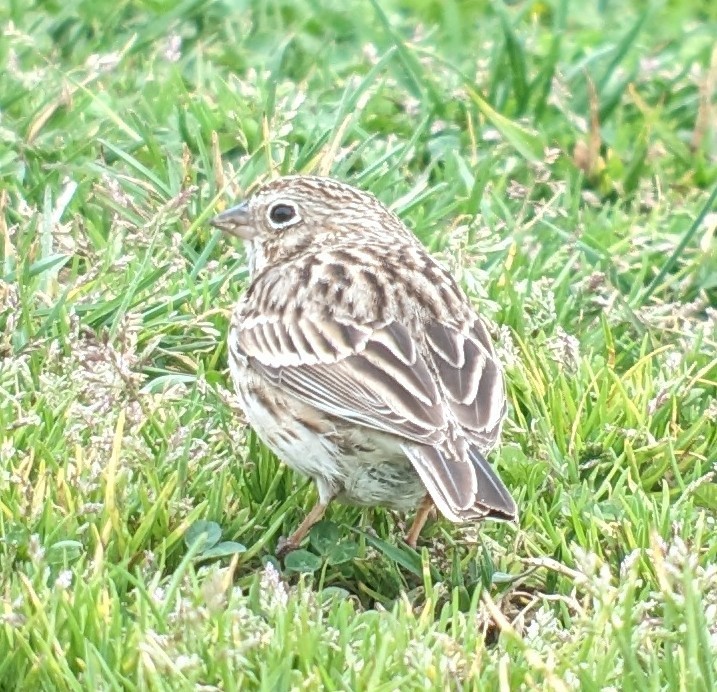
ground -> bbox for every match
[0,0,716,689]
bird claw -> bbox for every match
[275,536,298,559]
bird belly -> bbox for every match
[229,357,425,511]
[331,434,427,511]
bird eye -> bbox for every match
[268,202,298,227]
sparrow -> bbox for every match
[211,176,516,555]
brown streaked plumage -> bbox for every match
[211,175,516,554]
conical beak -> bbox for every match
[210,202,256,240]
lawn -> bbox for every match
[1,0,716,689]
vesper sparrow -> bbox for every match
[211,176,517,554]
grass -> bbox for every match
[1,0,716,688]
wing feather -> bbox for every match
[425,319,506,446]
[241,318,445,443]
[235,286,512,520]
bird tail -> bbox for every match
[402,443,517,523]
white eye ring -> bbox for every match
[267,201,301,228]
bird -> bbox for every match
[210,175,517,555]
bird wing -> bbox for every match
[231,304,515,521]
[402,317,515,520]
[232,313,446,443]
[424,317,506,448]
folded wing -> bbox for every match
[232,303,515,520]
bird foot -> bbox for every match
[404,494,435,549]
[275,501,329,559]
[275,536,299,559]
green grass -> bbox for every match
[1,0,716,688]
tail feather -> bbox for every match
[402,443,516,523]
[466,446,517,521]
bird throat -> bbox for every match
[245,240,265,278]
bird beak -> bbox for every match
[210,202,256,240]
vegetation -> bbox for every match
[1,0,715,688]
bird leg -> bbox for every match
[405,494,435,549]
[276,501,328,558]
